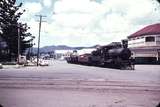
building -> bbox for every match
[77,48,96,55]
[54,49,74,60]
[128,23,160,64]
[54,48,96,60]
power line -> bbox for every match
[35,15,46,66]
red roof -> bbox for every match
[128,23,160,39]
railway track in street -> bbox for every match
[0,77,160,92]
[0,63,160,107]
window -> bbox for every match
[145,36,155,42]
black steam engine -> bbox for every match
[66,40,134,70]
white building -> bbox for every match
[128,23,160,64]
[54,48,96,60]
[77,48,96,55]
[54,49,74,60]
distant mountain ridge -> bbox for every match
[31,45,97,53]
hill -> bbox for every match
[30,45,97,54]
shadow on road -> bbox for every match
[0,104,3,107]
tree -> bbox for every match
[0,0,34,61]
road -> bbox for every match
[0,60,160,107]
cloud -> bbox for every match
[20,2,42,21]
[19,2,43,46]
[54,0,100,13]
[19,0,160,47]
[43,0,52,7]
[24,2,42,14]
[49,0,159,46]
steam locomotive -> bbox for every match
[66,40,134,70]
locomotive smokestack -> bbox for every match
[122,39,128,48]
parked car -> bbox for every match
[39,59,49,66]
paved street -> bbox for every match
[0,60,160,107]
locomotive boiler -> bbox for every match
[104,45,133,69]
[90,40,134,69]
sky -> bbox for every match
[16,0,160,47]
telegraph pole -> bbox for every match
[36,15,46,66]
[17,24,20,64]
[2,24,21,64]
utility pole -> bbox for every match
[2,23,21,64]
[36,15,46,66]
[17,24,21,64]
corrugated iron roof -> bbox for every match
[128,23,160,39]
